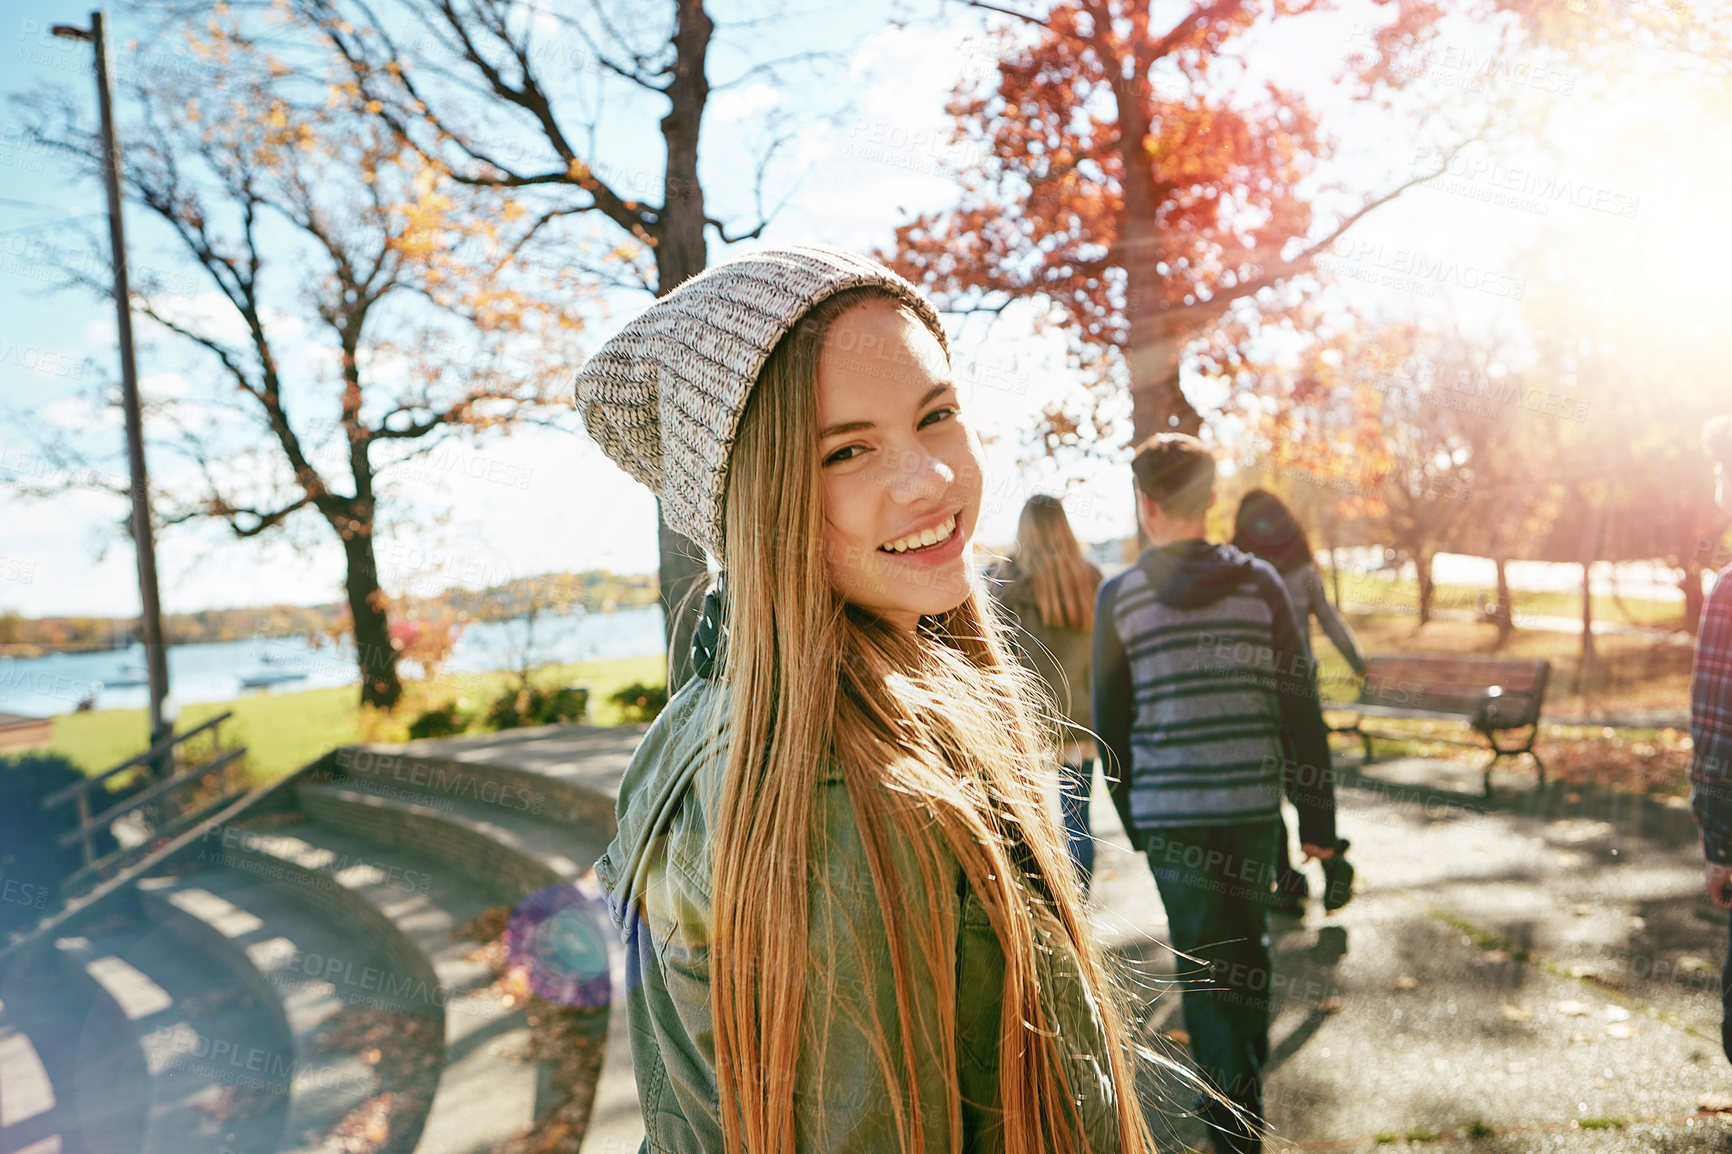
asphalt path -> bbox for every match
[1081,757,1732,1152]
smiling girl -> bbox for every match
[582,246,1157,1154]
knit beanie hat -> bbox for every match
[574,244,947,559]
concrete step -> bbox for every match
[0,940,150,1154]
[53,908,294,1154]
[136,864,443,1154]
[212,815,548,1154]
[295,781,610,897]
[330,724,645,836]
[292,781,623,1151]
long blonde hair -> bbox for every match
[1013,494,1101,632]
[709,287,1155,1154]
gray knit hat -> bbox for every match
[575,244,948,559]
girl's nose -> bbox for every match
[885,444,954,504]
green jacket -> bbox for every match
[594,674,1127,1153]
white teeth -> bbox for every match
[881,514,956,554]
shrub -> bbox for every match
[610,681,668,724]
[0,752,108,937]
[486,685,590,731]
[407,702,472,740]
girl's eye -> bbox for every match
[921,406,959,428]
[824,444,865,466]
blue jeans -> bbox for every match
[1142,822,1279,1154]
[1059,757,1097,886]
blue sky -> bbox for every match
[1,0,1724,618]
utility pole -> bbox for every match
[53,12,172,763]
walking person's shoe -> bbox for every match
[1270,865,1309,917]
[1321,838,1354,912]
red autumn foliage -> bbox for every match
[884,0,1695,447]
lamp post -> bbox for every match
[53,12,172,765]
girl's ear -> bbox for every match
[692,573,728,680]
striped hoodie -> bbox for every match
[1091,539,1336,846]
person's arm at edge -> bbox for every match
[1092,574,1138,843]
[1690,573,1732,884]
[1306,563,1366,676]
[1256,561,1336,849]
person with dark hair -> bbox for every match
[989,494,1106,889]
[1690,413,1732,1064]
[1233,488,1365,914]
[1093,433,1338,1154]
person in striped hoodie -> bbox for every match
[1092,433,1338,1154]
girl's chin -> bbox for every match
[849,572,973,628]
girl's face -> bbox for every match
[815,299,983,632]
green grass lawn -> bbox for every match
[47,654,667,785]
[1329,570,1688,630]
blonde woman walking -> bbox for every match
[989,495,1105,890]
[581,247,1159,1153]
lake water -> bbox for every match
[0,604,667,719]
[2,551,1707,721]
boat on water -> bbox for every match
[238,669,310,690]
[103,662,149,689]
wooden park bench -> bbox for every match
[1328,655,1552,794]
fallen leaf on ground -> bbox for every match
[1679,956,1713,974]
[1603,1005,1630,1022]
[1556,1001,1590,1016]
[1571,903,1594,917]
[1394,975,1419,990]
[1500,1004,1533,1021]
[1483,949,1512,964]
[1316,996,1344,1013]
[1568,963,1601,979]
[1605,1023,1637,1039]
[1569,1032,1593,1045]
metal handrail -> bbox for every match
[41,713,244,872]
[41,711,233,809]
[55,748,246,849]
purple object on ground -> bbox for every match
[505,883,613,1008]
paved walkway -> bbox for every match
[449,725,1732,1152]
[1088,759,1732,1151]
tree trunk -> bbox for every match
[1329,546,1342,607]
[1579,559,1595,667]
[1492,556,1514,648]
[653,0,715,695]
[1416,548,1435,625]
[1682,558,1705,635]
[338,515,402,709]
[1109,33,1202,446]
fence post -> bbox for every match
[75,789,95,870]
